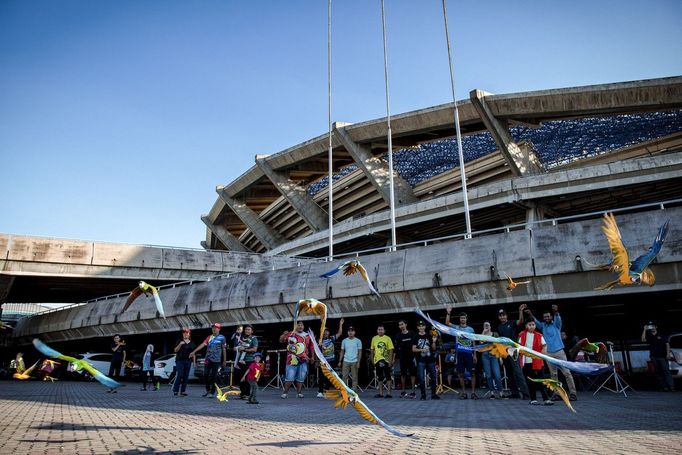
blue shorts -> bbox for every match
[285,363,308,383]
[456,351,474,374]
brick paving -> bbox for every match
[0,381,680,454]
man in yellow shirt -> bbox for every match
[371,324,395,398]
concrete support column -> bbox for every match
[216,187,286,250]
[525,202,545,230]
[0,275,15,307]
[334,125,417,206]
[470,89,544,176]
[256,157,329,232]
[200,216,252,252]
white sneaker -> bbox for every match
[316,392,324,398]
[529,400,539,405]
[297,393,304,398]
[280,393,287,399]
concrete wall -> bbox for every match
[0,235,310,280]
[13,207,682,342]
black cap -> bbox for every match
[498,309,506,315]
[417,320,426,326]
[347,326,355,330]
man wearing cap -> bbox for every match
[497,306,530,400]
[445,305,478,399]
[190,323,227,398]
[173,328,196,397]
[339,325,362,392]
[412,320,440,400]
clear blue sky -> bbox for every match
[1,0,681,248]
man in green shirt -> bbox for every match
[371,324,394,398]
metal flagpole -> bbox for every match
[327,0,334,259]
[381,0,397,252]
[442,0,472,238]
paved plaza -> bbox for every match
[0,381,680,454]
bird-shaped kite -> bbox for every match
[32,338,123,390]
[597,213,669,290]
[576,338,601,354]
[13,360,40,380]
[504,273,531,292]
[121,281,166,318]
[320,260,380,297]
[416,308,610,376]
[293,298,328,344]
[308,328,413,438]
[215,384,240,402]
[527,377,576,413]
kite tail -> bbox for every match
[153,293,166,319]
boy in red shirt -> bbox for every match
[240,352,264,404]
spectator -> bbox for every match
[237,325,259,399]
[230,325,244,367]
[279,321,313,399]
[317,319,344,398]
[173,328,196,397]
[395,320,417,398]
[528,304,577,401]
[444,348,457,388]
[519,320,553,406]
[371,324,395,398]
[140,344,158,391]
[480,321,502,399]
[190,322,227,398]
[412,320,440,401]
[445,305,477,399]
[641,322,674,392]
[338,326,362,392]
[497,307,530,399]
[240,352,264,404]
[107,335,126,393]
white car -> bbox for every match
[154,354,196,381]
[67,353,124,377]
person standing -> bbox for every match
[140,344,158,391]
[497,307,530,400]
[240,352,264,404]
[371,324,395,398]
[190,322,227,398]
[230,325,244,367]
[394,320,417,398]
[279,321,313,399]
[528,304,577,401]
[107,335,126,393]
[412,321,440,401]
[519,320,553,406]
[237,325,258,399]
[641,322,675,392]
[445,305,477,399]
[338,326,362,392]
[317,319,344,398]
[173,328,196,397]
[480,322,502,399]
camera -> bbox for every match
[645,324,655,331]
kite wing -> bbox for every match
[319,261,351,278]
[320,260,380,296]
[528,378,576,413]
[295,299,328,342]
[121,287,143,313]
[153,292,166,319]
[23,360,40,377]
[33,338,123,389]
[601,213,631,285]
[630,220,669,274]
[416,308,610,376]
[353,262,380,297]
[308,329,413,438]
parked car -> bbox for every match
[67,353,124,378]
[613,332,682,379]
[154,354,197,381]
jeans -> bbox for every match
[141,370,156,389]
[108,360,123,379]
[204,361,220,393]
[523,364,549,401]
[501,356,530,397]
[240,377,251,397]
[481,352,502,392]
[248,379,258,402]
[416,361,437,397]
[546,349,577,395]
[341,361,359,392]
[173,359,192,393]
[652,357,674,390]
